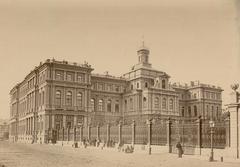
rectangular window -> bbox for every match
[55,70,64,80]
[77,73,85,83]
[66,72,74,81]
[115,86,120,92]
[98,83,103,90]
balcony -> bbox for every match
[45,105,86,112]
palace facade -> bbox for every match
[9,45,223,143]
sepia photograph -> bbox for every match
[0,0,240,166]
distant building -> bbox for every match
[9,44,223,143]
[0,121,9,140]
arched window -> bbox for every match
[194,105,197,117]
[131,84,133,90]
[90,98,95,112]
[130,98,133,109]
[206,105,209,119]
[154,97,159,109]
[145,82,148,88]
[124,100,127,112]
[42,91,44,105]
[115,100,119,112]
[77,92,82,107]
[162,80,166,89]
[143,97,147,108]
[107,99,112,112]
[98,99,103,111]
[162,98,166,110]
[55,90,61,106]
[181,107,185,116]
[137,82,139,89]
[211,106,214,119]
[169,99,174,110]
[216,106,219,118]
[188,106,191,117]
[66,91,72,106]
[39,93,41,107]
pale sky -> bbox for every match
[0,0,239,119]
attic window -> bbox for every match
[162,80,166,89]
[145,82,148,88]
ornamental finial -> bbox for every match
[231,83,239,91]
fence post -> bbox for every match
[225,116,230,147]
[166,118,172,153]
[57,128,59,141]
[118,121,122,145]
[97,124,100,142]
[62,127,65,141]
[107,123,110,147]
[196,116,202,155]
[147,119,152,155]
[132,120,136,146]
[88,124,91,141]
[73,127,76,142]
[79,125,83,142]
[67,127,70,142]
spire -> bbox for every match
[139,35,149,51]
[142,35,145,48]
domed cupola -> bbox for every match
[137,41,151,67]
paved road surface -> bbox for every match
[0,141,239,167]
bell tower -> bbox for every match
[137,41,151,68]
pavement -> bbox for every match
[0,141,240,167]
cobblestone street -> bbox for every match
[0,141,239,167]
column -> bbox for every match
[97,124,100,142]
[26,118,28,135]
[73,127,76,142]
[74,116,77,126]
[227,88,240,159]
[132,120,135,146]
[28,118,30,135]
[225,116,230,147]
[62,127,65,141]
[52,115,55,129]
[67,127,70,142]
[63,115,66,128]
[88,124,91,140]
[147,119,152,155]
[79,125,83,142]
[30,117,32,135]
[25,119,27,135]
[196,116,202,155]
[107,123,110,146]
[166,118,172,153]
[118,122,122,145]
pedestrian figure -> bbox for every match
[176,142,183,158]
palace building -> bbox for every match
[9,44,223,143]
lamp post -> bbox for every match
[209,120,215,162]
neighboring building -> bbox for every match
[0,121,9,140]
[9,44,223,143]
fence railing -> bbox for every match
[47,117,230,153]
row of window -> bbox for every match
[130,80,166,90]
[55,90,83,107]
[205,92,221,100]
[91,83,122,92]
[90,99,120,112]
[153,97,174,110]
[124,97,175,111]
[18,90,45,117]
[55,70,85,83]
[181,105,219,118]
[181,106,198,117]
